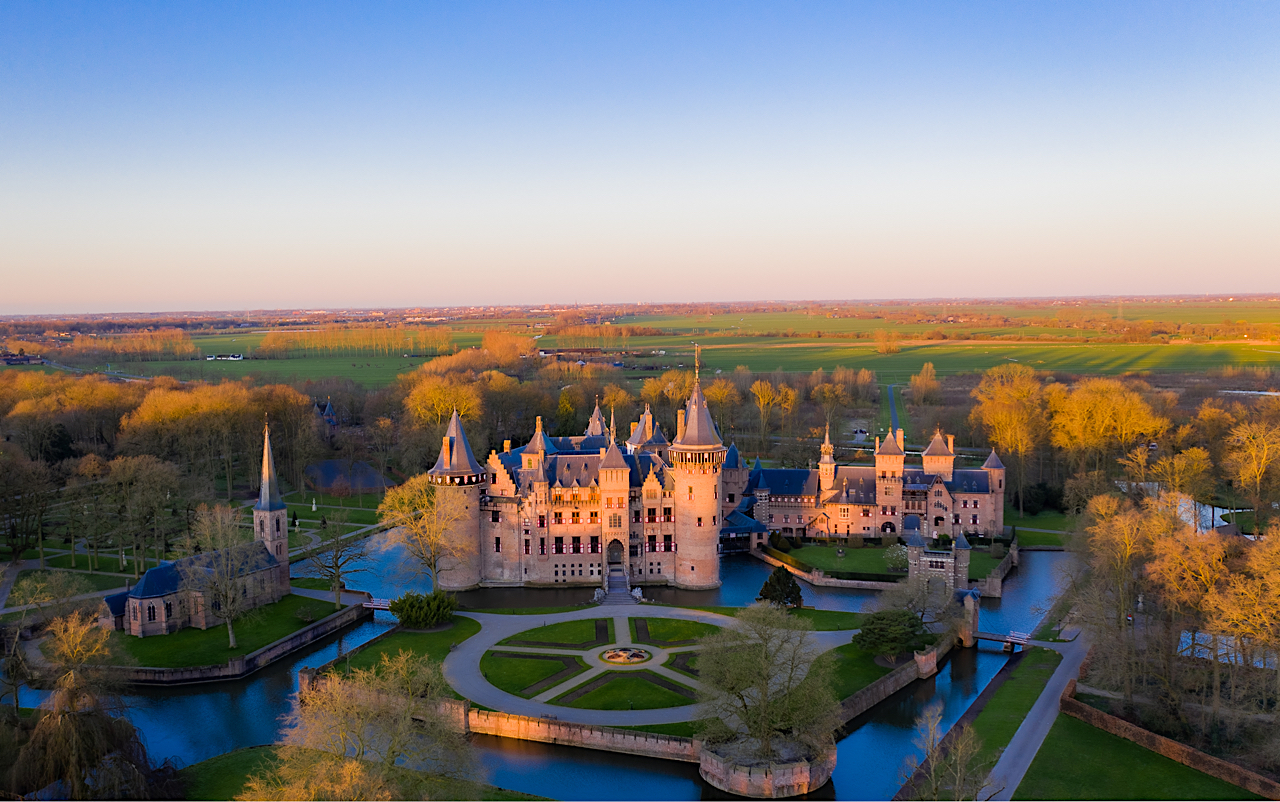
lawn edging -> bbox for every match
[838,636,955,727]
[1060,678,1280,799]
[752,547,903,591]
[98,593,374,685]
[298,620,407,692]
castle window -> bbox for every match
[697,517,703,527]
[633,510,641,523]
[768,514,774,522]
[712,516,716,525]
[840,507,849,519]
[589,511,598,523]
[570,511,580,524]
[554,537,564,554]
[881,506,888,515]
[524,539,531,555]
[259,520,264,533]
[862,508,871,517]
[647,508,657,523]
[491,510,500,523]
[165,601,172,618]
[962,500,969,508]
[609,513,622,528]
[663,507,672,522]
[539,538,546,555]
[275,518,281,532]
[590,536,600,554]
[571,536,581,554]
[538,515,546,528]
[147,604,156,622]
[973,500,980,509]
[494,537,501,553]
[554,511,563,524]
[929,560,946,570]
[971,515,979,525]
[783,515,789,523]
[728,493,735,503]
[647,535,657,552]
[891,506,897,515]
[276,544,282,556]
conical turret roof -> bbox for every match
[255,422,285,512]
[600,440,629,470]
[982,449,1005,470]
[673,382,722,449]
[429,410,484,476]
[585,400,607,436]
[524,416,558,455]
[876,433,904,456]
[923,430,953,457]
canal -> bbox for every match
[20,542,1073,800]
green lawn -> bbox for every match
[827,642,894,700]
[342,616,482,671]
[789,609,865,631]
[551,670,696,710]
[15,569,127,593]
[967,550,1003,580]
[45,552,161,574]
[664,652,699,678]
[630,617,720,644]
[788,545,897,575]
[289,577,334,591]
[285,504,380,526]
[969,647,1063,765]
[178,745,547,801]
[1014,714,1262,800]
[1016,530,1066,547]
[102,594,341,668]
[1005,506,1076,534]
[499,618,613,647]
[480,650,589,698]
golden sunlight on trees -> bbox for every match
[402,376,482,429]
[969,364,1045,517]
[1047,378,1167,472]
[378,476,474,587]
[1222,420,1280,530]
[750,380,778,452]
[908,362,941,406]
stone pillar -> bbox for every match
[958,591,979,648]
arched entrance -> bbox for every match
[880,521,897,534]
[606,539,624,565]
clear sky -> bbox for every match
[2,1,1278,314]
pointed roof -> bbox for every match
[600,440,629,470]
[673,381,722,449]
[923,430,954,457]
[255,422,285,512]
[524,416,558,455]
[875,433,904,457]
[626,404,667,448]
[982,449,1006,470]
[752,456,763,472]
[429,410,485,476]
[585,400,607,436]
[723,443,741,470]
[954,533,972,551]
[820,423,835,464]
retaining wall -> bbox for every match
[460,704,700,762]
[838,638,955,726]
[977,543,1019,598]
[105,597,373,685]
[699,745,837,799]
[1060,679,1280,800]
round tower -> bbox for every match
[669,354,726,590]
[427,410,488,591]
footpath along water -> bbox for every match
[21,542,1072,800]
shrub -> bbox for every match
[758,566,804,608]
[776,536,792,553]
[388,591,458,629]
[884,543,909,571]
[991,542,1006,559]
[852,609,926,663]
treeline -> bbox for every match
[3,330,200,363]
[254,326,454,359]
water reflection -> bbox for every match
[21,544,1072,800]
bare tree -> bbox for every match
[378,476,473,589]
[696,603,839,761]
[900,701,994,801]
[180,504,261,649]
[306,510,368,609]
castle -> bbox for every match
[100,424,292,636]
[429,370,1006,592]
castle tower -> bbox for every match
[819,423,837,492]
[253,422,291,594]
[427,410,488,590]
[668,352,725,590]
[982,449,1007,534]
[875,430,905,532]
[598,441,631,583]
[922,430,955,481]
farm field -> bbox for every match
[103,355,427,385]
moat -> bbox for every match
[18,547,1072,800]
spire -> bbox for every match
[525,415,558,455]
[585,398,607,436]
[694,343,700,383]
[820,422,835,463]
[609,407,616,441]
[429,409,485,477]
[255,420,285,512]
[673,379,722,448]
[982,449,1006,470]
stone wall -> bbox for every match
[699,745,837,799]
[105,600,373,685]
[460,704,700,762]
[837,638,954,726]
[977,543,1018,598]
[1060,679,1280,800]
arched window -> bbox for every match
[164,601,172,618]
[275,518,281,533]
[259,519,264,533]
[147,604,156,622]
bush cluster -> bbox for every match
[388,591,458,629]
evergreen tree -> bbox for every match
[757,566,803,608]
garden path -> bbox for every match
[445,606,858,726]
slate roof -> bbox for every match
[103,590,128,617]
[600,440,629,470]
[585,403,608,436]
[954,533,972,550]
[428,410,485,476]
[255,423,285,512]
[750,468,819,496]
[626,405,668,449]
[922,431,954,457]
[723,443,742,470]
[673,382,722,448]
[127,542,279,600]
[982,450,1006,470]
[946,470,991,494]
[523,416,558,456]
[876,434,904,456]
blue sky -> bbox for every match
[2,1,1278,313]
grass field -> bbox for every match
[789,545,897,575]
[1006,505,1076,535]
[479,650,589,697]
[551,670,696,710]
[967,550,1003,580]
[97,594,340,668]
[498,618,613,647]
[1013,714,1261,800]
[827,641,894,699]
[15,568,127,593]
[969,647,1063,765]
[789,609,864,631]
[663,652,698,678]
[630,617,720,644]
[178,745,546,801]
[45,552,161,574]
[342,616,482,671]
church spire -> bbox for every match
[255,420,285,512]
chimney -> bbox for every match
[600,447,606,457]
[441,437,451,467]
[677,409,686,440]
[503,439,511,453]
[896,429,904,450]
[875,436,880,451]
[947,434,955,453]
[631,422,639,437]
[535,416,543,434]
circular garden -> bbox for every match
[477,616,720,710]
